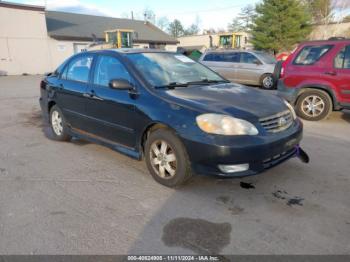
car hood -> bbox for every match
[159,83,287,120]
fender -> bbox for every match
[297,84,342,110]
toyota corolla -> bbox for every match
[40,49,308,187]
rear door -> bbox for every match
[55,54,93,129]
[236,52,263,85]
[333,44,350,105]
[200,52,239,82]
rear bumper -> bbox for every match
[39,97,49,123]
[276,79,300,105]
[182,120,303,177]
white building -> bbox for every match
[0,1,178,75]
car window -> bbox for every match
[203,52,239,62]
[127,53,224,87]
[256,52,277,64]
[224,52,240,63]
[203,53,222,62]
[64,55,93,83]
[334,46,350,69]
[93,55,131,87]
[241,52,260,64]
[293,45,333,65]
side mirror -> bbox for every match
[109,79,133,90]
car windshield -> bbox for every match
[127,52,226,88]
[256,52,277,64]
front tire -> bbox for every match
[49,105,71,141]
[296,90,332,121]
[144,128,192,187]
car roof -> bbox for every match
[298,39,350,46]
[86,48,173,55]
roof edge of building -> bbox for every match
[0,1,45,11]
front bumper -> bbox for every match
[276,79,300,105]
[182,120,303,177]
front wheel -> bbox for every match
[295,90,333,121]
[144,129,192,187]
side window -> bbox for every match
[203,53,223,62]
[334,46,350,69]
[65,55,93,83]
[241,52,260,64]
[224,52,240,63]
[294,45,333,65]
[93,56,131,87]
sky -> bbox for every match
[7,0,261,30]
[5,0,350,31]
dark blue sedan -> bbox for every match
[40,49,306,187]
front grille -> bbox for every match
[259,110,293,133]
[263,148,296,169]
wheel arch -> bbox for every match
[296,85,339,110]
[48,100,56,114]
[139,122,178,158]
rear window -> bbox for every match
[293,45,333,65]
[203,52,240,62]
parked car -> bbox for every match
[199,50,277,89]
[40,49,307,187]
[276,39,350,121]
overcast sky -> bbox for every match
[8,0,350,31]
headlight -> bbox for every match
[196,114,259,135]
[284,100,297,120]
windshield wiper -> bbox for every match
[185,79,230,85]
[154,82,189,89]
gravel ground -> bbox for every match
[0,75,349,255]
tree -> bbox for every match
[168,19,185,38]
[228,5,255,32]
[251,0,312,54]
[228,18,244,32]
[143,8,156,24]
[156,16,169,31]
[308,0,333,24]
[184,24,200,36]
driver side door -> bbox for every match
[84,55,137,148]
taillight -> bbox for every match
[280,62,286,78]
[280,66,285,78]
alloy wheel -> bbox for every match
[51,110,63,136]
[262,75,274,89]
[301,95,325,118]
[149,140,177,179]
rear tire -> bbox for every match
[49,105,71,141]
[296,90,332,121]
[260,74,275,90]
[144,128,192,187]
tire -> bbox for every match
[144,128,192,187]
[260,74,275,90]
[49,105,71,141]
[295,89,333,121]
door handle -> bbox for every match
[324,71,337,76]
[83,92,104,101]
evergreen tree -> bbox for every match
[251,0,311,54]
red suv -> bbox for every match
[277,39,350,121]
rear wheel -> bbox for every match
[296,90,332,121]
[49,105,71,141]
[145,128,192,187]
[260,74,275,89]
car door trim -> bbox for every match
[63,108,135,134]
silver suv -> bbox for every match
[199,50,277,89]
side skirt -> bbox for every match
[68,127,142,160]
